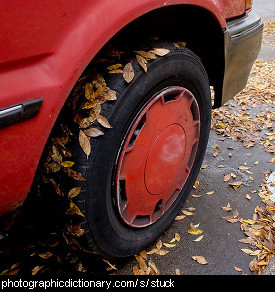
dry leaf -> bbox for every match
[188,229,203,235]
[135,255,148,272]
[102,259,117,271]
[135,50,158,60]
[38,252,53,259]
[49,179,64,196]
[150,48,170,56]
[83,127,104,138]
[175,233,180,242]
[32,265,44,275]
[85,83,95,101]
[194,235,204,242]
[175,215,186,220]
[68,187,81,199]
[234,267,243,272]
[163,243,176,248]
[79,130,91,159]
[123,62,134,83]
[96,114,112,128]
[182,210,194,216]
[107,64,123,70]
[229,181,242,189]
[193,180,199,189]
[148,259,159,275]
[192,256,208,265]
[79,115,96,128]
[224,174,231,182]
[222,203,232,212]
[206,191,214,195]
[66,201,85,217]
[64,168,85,181]
[108,69,123,74]
[136,55,148,72]
[61,161,75,168]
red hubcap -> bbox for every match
[116,86,200,227]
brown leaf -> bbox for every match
[79,115,96,128]
[49,179,64,196]
[32,265,44,275]
[66,201,85,217]
[136,55,148,72]
[100,87,117,101]
[135,50,158,60]
[67,223,85,236]
[51,145,63,164]
[123,62,135,83]
[79,130,91,159]
[192,256,208,265]
[148,259,160,275]
[83,127,104,138]
[96,114,112,128]
[64,168,85,181]
[38,252,53,259]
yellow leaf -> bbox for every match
[188,229,203,235]
[182,210,194,216]
[163,243,176,248]
[135,50,158,60]
[61,161,75,168]
[107,64,123,70]
[175,233,180,242]
[222,203,232,212]
[68,187,81,199]
[193,180,199,189]
[85,83,95,101]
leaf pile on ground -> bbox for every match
[211,59,275,153]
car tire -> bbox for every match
[43,43,211,258]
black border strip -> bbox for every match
[0,98,43,128]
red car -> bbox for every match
[0,0,262,258]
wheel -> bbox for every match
[43,43,211,258]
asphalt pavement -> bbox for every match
[116,1,275,275]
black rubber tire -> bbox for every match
[49,44,211,258]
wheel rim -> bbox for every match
[115,86,200,228]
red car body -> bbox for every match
[0,0,262,220]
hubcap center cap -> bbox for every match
[145,124,186,195]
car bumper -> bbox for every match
[221,12,263,105]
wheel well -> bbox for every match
[93,5,225,108]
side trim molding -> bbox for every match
[0,98,43,128]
